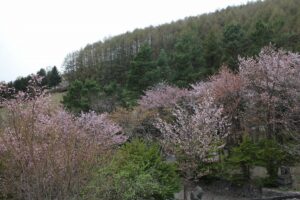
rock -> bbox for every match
[174,185,204,200]
[190,186,203,200]
[277,166,292,186]
[165,154,177,163]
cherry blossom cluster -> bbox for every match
[239,45,300,137]
[0,84,127,199]
[138,82,189,109]
[149,46,300,176]
[154,83,230,162]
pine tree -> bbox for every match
[203,32,222,73]
[222,24,246,71]
[37,68,48,86]
[250,20,273,55]
[62,79,100,113]
[157,49,172,82]
[48,66,62,87]
[126,44,156,99]
[172,32,204,87]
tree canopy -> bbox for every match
[62,0,300,108]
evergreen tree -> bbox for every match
[222,24,246,71]
[172,32,204,87]
[62,79,100,113]
[48,66,62,87]
[203,32,222,74]
[250,20,274,55]
[126,44,156,101]
[156,49,172,82]
[37,68,48,86]
[37,68,46,77]
[13,76,31,92]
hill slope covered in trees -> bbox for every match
[63,0,300,109]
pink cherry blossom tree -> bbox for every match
[0,81,127,199]
[239,45,300,139]
[138,82,189,110]
[208,66,244,142]
[154,82,230,177]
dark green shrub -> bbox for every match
[256,139,291,186]
[224,136,295,187]
[63,79,100,113]
[84,139,180,200]
[225,136,259,182]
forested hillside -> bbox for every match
[1,1,300,199]
[63,0,300,109]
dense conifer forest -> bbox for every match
[63,0,300,108]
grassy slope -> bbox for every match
[50,92,65,108]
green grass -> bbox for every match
[49,92,66,109]
[0,106,7,116]
[0,107,8,127]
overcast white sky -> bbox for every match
[0,0,253,82]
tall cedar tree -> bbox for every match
[37,68,48,86]
[48,66,62,87]
[126,44,156,100]
[222,24,246,71]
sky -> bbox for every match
[0,0,253,82]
